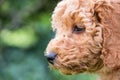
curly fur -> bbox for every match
[45,0,120,80]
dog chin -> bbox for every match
[58,69,83,75]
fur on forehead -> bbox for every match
[51,0,96,31]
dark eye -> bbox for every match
[72,25,85,34]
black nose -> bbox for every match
[45,52,57,64]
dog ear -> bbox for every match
[94,1,113,24]
[93,1,113,45]
[94,1,120,69]
[93,1,113,46]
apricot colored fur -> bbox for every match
[46,0,120,80]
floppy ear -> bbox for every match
[94,1,113,23]
[94,1,120,70]
[91,1,112,48]
[94,0,114,46]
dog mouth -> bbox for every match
[59,68,84,75]
[51,65,85,75]
[49,58,104,75]
[49,61,88,75]
[46,48,103,75]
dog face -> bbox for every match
[45,0,103,75]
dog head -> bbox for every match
[45,0,113,75]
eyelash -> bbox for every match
[72,25,85,34]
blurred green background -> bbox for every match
[0,0,98,80]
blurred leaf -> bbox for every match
[0,27,38,48]
[1,1,10,13]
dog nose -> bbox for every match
[45,52,57,64]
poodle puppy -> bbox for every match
[45,0,120,80]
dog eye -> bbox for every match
[72,25,85,34]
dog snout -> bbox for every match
[45,52,57,64]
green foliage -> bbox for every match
[1,27,38,48]
[0,0,98,80]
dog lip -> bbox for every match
[60,69,82,75]
[63,72,72,75]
